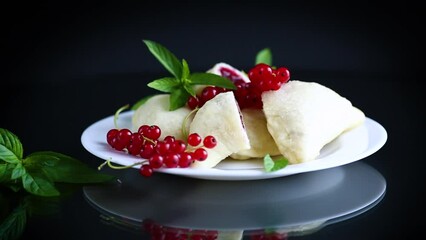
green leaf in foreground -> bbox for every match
[263,154,289,172]
[22,173,60,197]
[143,39,183,79]
[0,128,23,164]
[24,151,116,184]
[255,48,272,66]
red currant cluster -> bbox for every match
[186,63,290,110]
[106,125,217,177]
[143,219,218,240]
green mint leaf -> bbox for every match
[0,163,12,183]
[24,151,116,183]
[0,200,27,240]
[0,128,23,164]
[255,48,272,66]
[189,73,236,90]
[143,39,183,79]
[11,163,26,180]
[169,88,190,111]
[147,77,181,93]
[263,154,289,172]
[22,173,60,197]
[131,95,156,110]
[183,83,195,97]
[182,59,190,79]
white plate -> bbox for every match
[81,111,387,180]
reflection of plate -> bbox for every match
[83,161,386,234]
[81,111,387,180]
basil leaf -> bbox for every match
[24,151,115,183]
[190,73,236,90]
[169,88,190,111]
[147,77,181,93]
[263,154,289,172]
[131,95,156,110]
[182,59,190,80]
[255,48,272,66]
[0,163,12,183]
[183,83,195,97]
[143,40,183,79]
[0,128,23,164]
[22,173,60,197]
[0,200,27,240]
[11,163,26,180]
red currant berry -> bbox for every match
[114,128,132,151]
[248,63,273,85]
[155,141,170,155]
[140,143,155,159]
[187,133,202,147]
[171,140,186,153]
[145,125,161,140]
[163,135,176,144]
[140,164,153,177]
[149,154,164,169]
[164,153,179,168]
[200,86,219,103]
[138,125,150,135]
[106,129,118,146]
[193,148,208,161]
[178,152,192,168]
[187,96,199,110]
[203,135,217,149]
[275,67,290,84]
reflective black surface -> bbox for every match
[1,1,423,239]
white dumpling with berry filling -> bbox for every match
[262,80,365,164]
[189,91,250,169]
[132,94,192,141]
[230,108,281,160]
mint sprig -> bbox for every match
[0,128,115,197]
[142,39,236,111]
[255,48,272,66]
[263,154,289,172]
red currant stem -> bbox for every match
[181,107,199,140]
[98,158,147,170]
[114,104,130,129]
[142,136,156,145]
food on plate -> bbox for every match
[230,108,281,160]
[189,91,250,168]
[103,40,367,177]
[132,94,192,141]
[262,80,366,164]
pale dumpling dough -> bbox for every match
[262,80,365,164]
[230,108,281,160]
[132,94,192,141]
[189,91,250,169]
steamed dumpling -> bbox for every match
[189,91,250,168]
[262,80,365,164]
[131,94,192,141]
[230,108,281,160]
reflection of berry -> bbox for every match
[250,230,288,240]
[106,125,217,177]
[142,219,219,240]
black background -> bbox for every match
[1,1,425,239]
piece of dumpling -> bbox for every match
[131,94,192,141]
[189,91,250,169]
[230,108,281,160]
[262,80,365,164]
